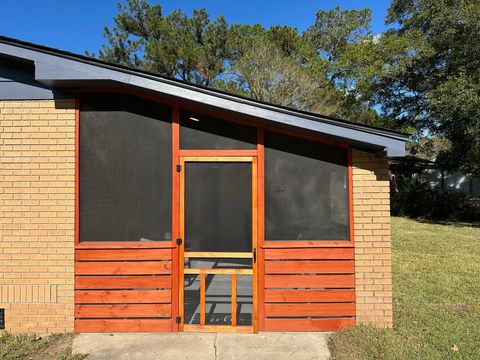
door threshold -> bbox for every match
[183,324,253,334]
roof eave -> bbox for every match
[0,39,408,157]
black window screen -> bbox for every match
[180,110,257,149]
[79,93,172,241]
[265,131,349,240]
[184,162,252,252]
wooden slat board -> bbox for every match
[75,319,171,333]
[264,318,356,332]
[76,249,172,261]
[76,261,171,275]
[265,260,354,274]
[265,303,355,317]
[75,248,173,333]
[75,304,171,318]
[75,276,171,289]
[265,289,355,303]
[75,290,171,304]
[264,274,354,288]
[263,247,356,332]
[264,248,354,260]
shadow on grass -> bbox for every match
[412,217,480,228]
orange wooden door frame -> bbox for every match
[178,156,258,333]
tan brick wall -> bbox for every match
[352,150,393,328]
[0,99,76,334]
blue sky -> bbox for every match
[1,0,391,55]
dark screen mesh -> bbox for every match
[184,162,252,252]
[265,131,349,240]
[180,110,257,149]
[79,93,172,241]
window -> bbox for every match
[265,131,349,240]
[180,110,256,149]
[79,93,172,241]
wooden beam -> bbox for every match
[171,104,180,332]
[184,268,253,275]
[183,324,253,334]
[75,319,171,333]
[231,273,237,326]
[179,150,257,157]
[76,249,172,261]
[75,290,171,304]
[184,252,252,259]
[200,273,206,325]
[181,156,253,162]
[75,275,171,290]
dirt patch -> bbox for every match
[0,332,87,360]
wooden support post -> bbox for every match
[200,273,206,325]
[231,273,237,326]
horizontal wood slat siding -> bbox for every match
[75,276,171,289]
[75,304,171,318]
[263,246,355,332]
[76,249,172,261]
[75,248,173,333]
[265,260,354,274]
[75,290,171,304]
[76,261,171,275]
[75,319,171,333]
[264,274,354,288]
[265,248,353,260]
[264,318,355,332]
[265,303,355,317]
[265,289,355,302]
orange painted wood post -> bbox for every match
[231,273,237,326]
[256,127,265,332]
[171,104,180,331]
[200,273,206,325]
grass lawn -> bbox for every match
[330,217,480,359]
[0,332,86,360]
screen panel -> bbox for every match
[184,162,252,252]
[265,131,349,240]
[180,110,257,149]
[79,93,172,241]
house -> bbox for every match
[390,156,480,197]
[0,36,407,334]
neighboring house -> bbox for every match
[391,156,480,197]
[0,36,408,334]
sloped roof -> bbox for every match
[0,35,408,156]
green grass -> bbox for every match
[0,332,87,360]
[330,217,480,359]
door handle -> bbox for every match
[253,248,257,263]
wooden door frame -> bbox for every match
[178,156,258,333]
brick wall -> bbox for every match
[352,150,393,328]
[0,100,76,334]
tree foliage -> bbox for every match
[92,0,480,175]
[383,0,480,175]
[94,0,229,86]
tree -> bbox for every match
[304,6,407,128]
[91,1,417,131]
[382,0,480,175]
[216,34,343,116]
[92,0,229,86]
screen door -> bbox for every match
[178,157,257,333]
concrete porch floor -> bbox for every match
[73,332,332,360]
